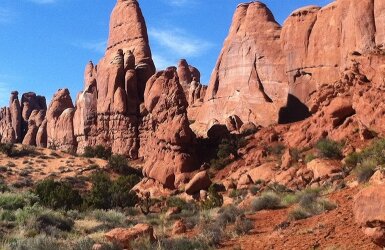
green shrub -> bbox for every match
[5,235,64,250]
[355,158,377,183]
[201,185,223,210]
[216,205,242,226]
[344,152,362,169]
[87,172,113,209]
[160,237,210,250]
[288,208,311,221]
[72,237,95,250]
[166,197,197,211]
[108,155,135,174]
[249,185,260,195]
[83,145,112,160]
[88,209,127,227]
[267,143,285,156]
[209,136,247,170]
[0,143,14,156]
[35,211,74,233]
[316,139,342,159]
[0,192,39,210]
[210,158,232,171]
[199,222,224,246]
[234,218,253,235]
[0,178,9,193]
[360,139,385,165]
[0,209,16,221]
[229,189,247,199]
[34,179,83,210]
[265,182,291,194]
[14,205,45,226]
[288,188,336,221]
[87,172,140,209]
[110,176,140,208]
[251,192,282,212]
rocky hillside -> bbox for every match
[1,0,385,249]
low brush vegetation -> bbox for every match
[344,139,385,182]
[0,143,38,158]
[315,138,343,159]
[83,145,112,160]
[210,136,247,170]
[250,186,337,221]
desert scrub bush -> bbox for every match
[0,192,39,210]
[199,221,225,247]
[210,136,247,170]
[0,209,16,222]
[34,210,74,234]
[3,235,64,250]
[83,145,112,160]
[265,182,292,194]
[72,237,122,250]
[87,172,113,209]
[88,209,127,228]
[86,172,140,209]
[201,185,224,210]
[355,158,377,183]
[249,185,260,195]
[34,179,83,210]
[229,189,248,200]
[166,197,197,212]
[159,237,211,250]
[343,139,385,181]
[344,152,362,169]
[288,188,336,221]
[108,154,139,175]
[267,143,285,156]
[0,178,9,193]
[216,205,243,226]
[234,217,253,235]
[316,138,343,159]
[251,192,283,212]
[110,176,140,208]
[0,143,15,156]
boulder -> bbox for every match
[247,162,276,183]
[172,220,187,235]
[105,224,155,249]
[306,159,342,181]
[353,184,385,247]
[185,171,212,195]
[237,174,253,189]
[225,115,243,132]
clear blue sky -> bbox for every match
[0,0,333,107]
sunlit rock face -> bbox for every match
[195,2,288,129]
[194,0,385,131]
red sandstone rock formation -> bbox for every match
[195,2,288,129]
[194,0,385,132]
[140,67,196,189]
[0,91,46,146]
[176,59,207,122]
[46,89,76,152]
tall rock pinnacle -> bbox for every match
[195,2,288,128]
